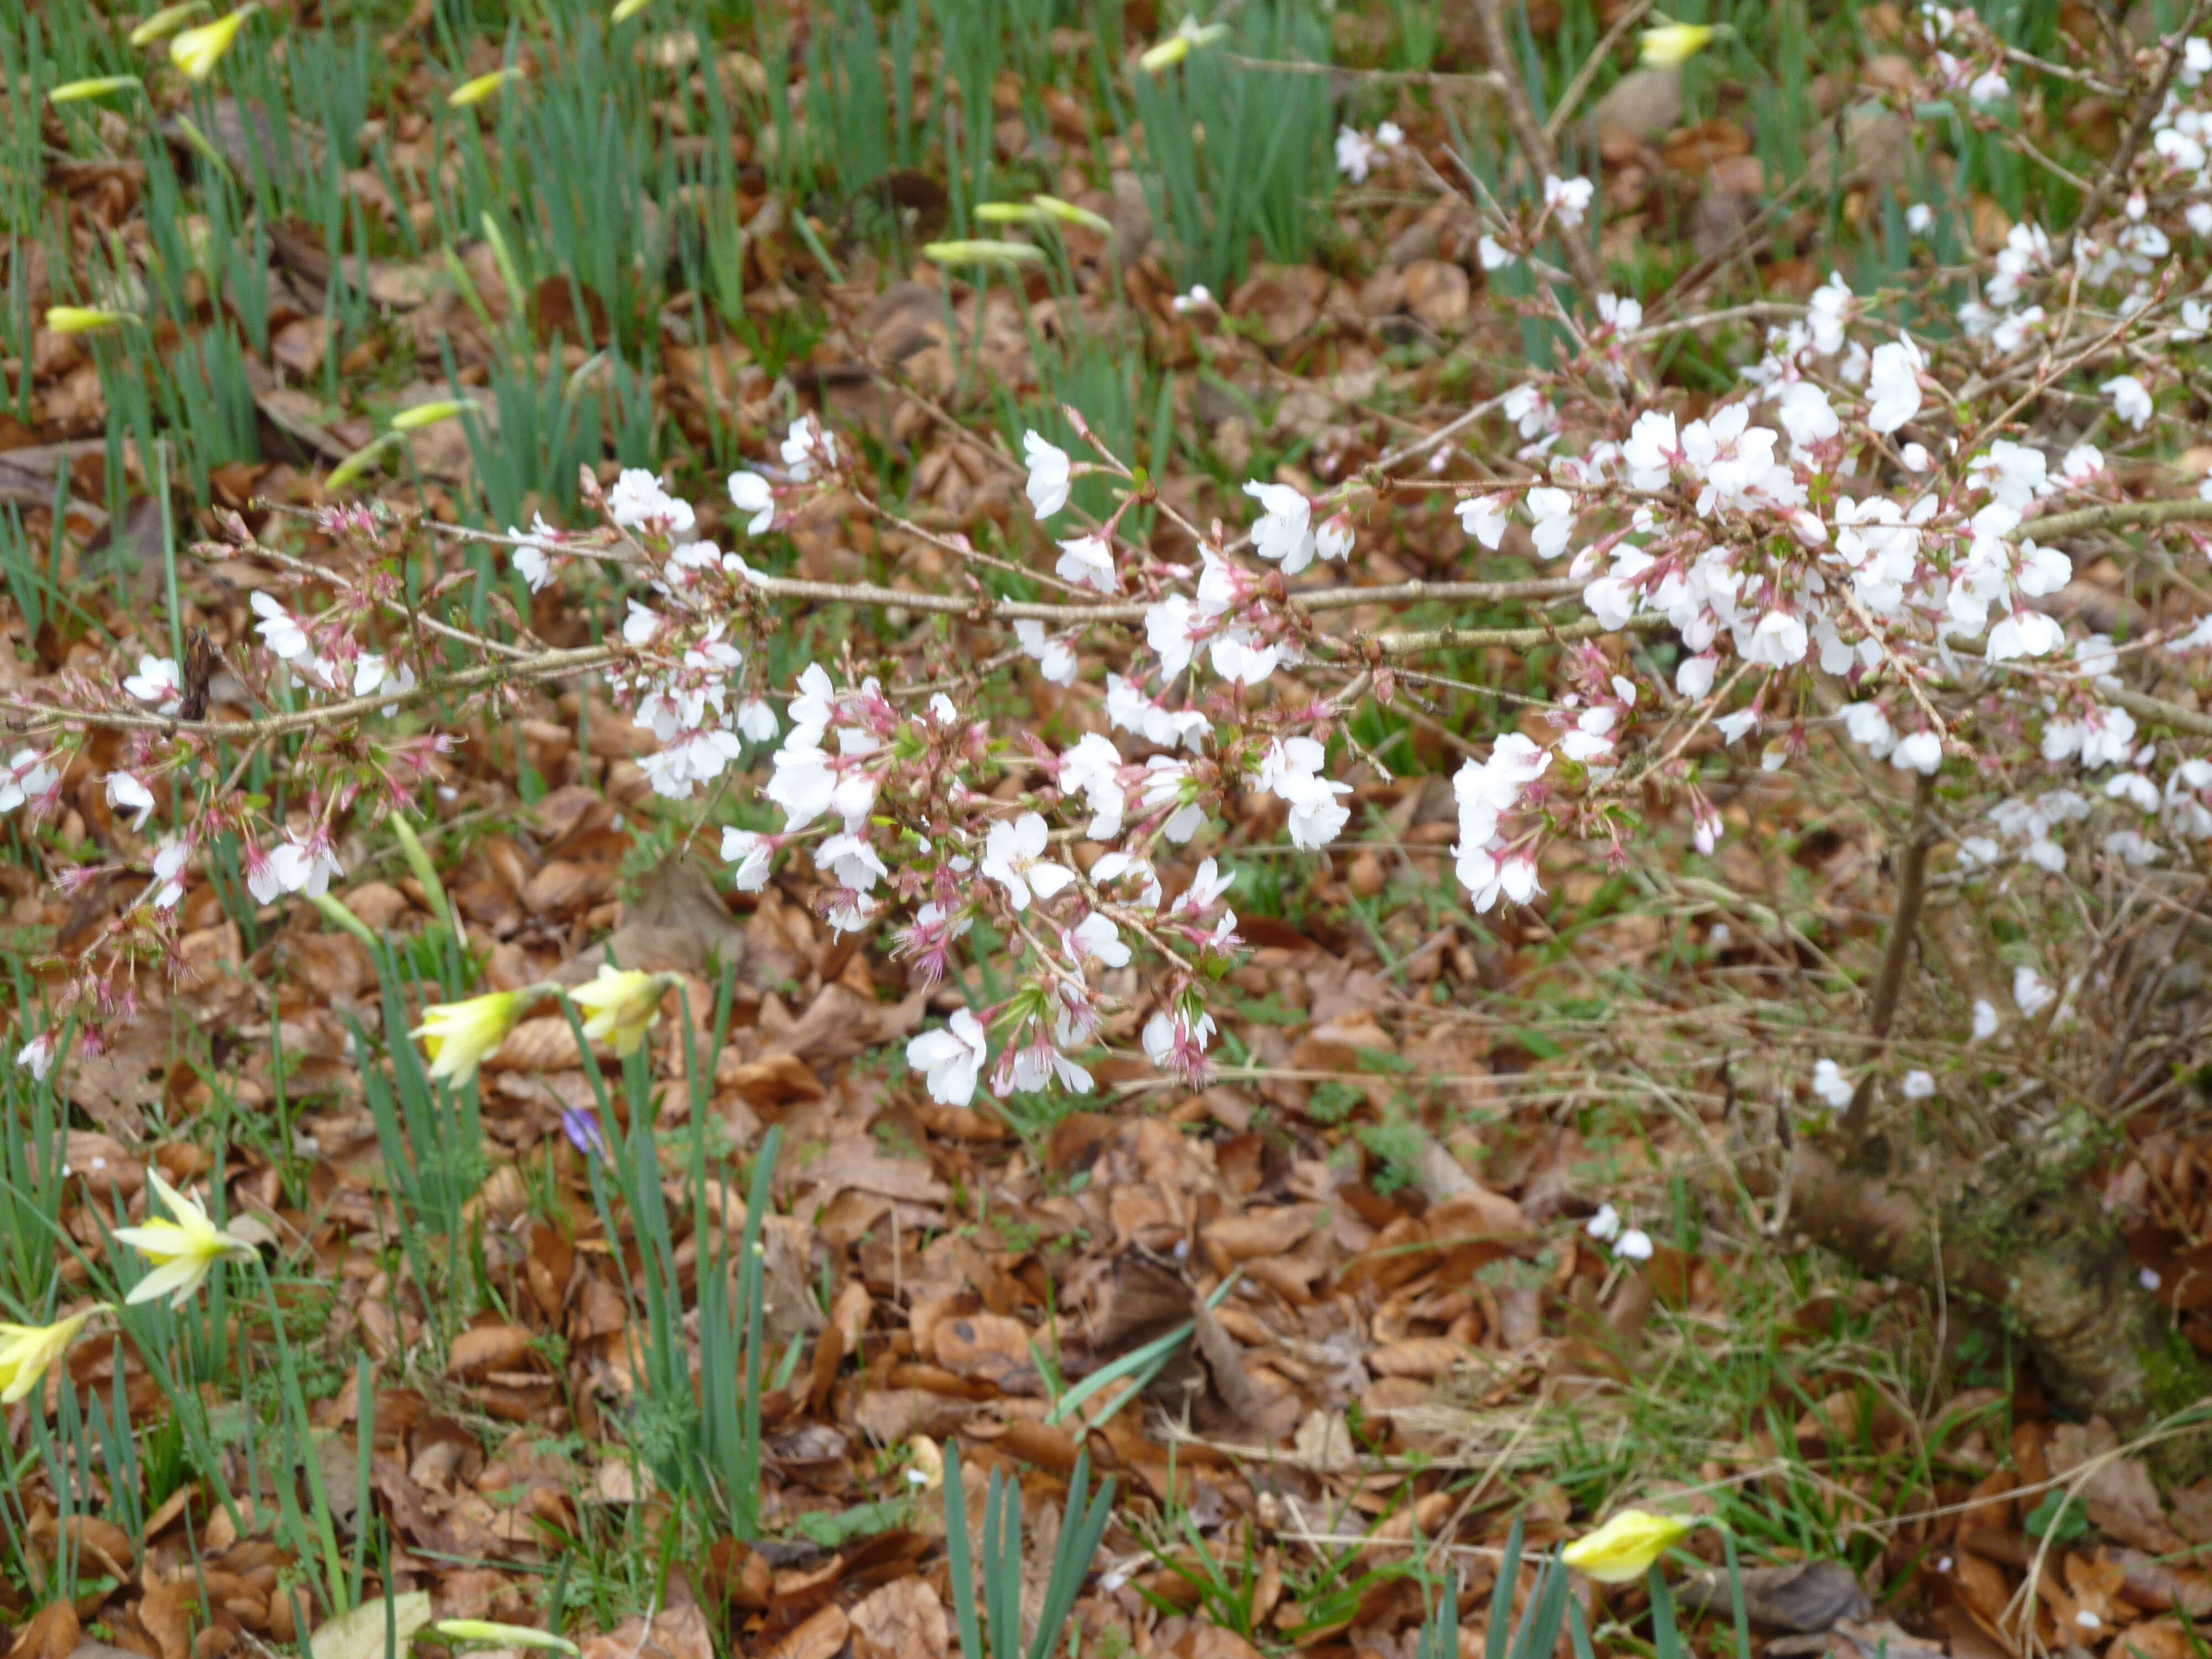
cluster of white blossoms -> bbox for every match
[19,8,2212,1109]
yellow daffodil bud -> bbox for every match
[1031,194,1113,234]
[390,398,476,432]
[0,1307,101,1405]
[45,306,135,334]
[49,75,144,105]
[1138,21,1226,72]
[1640,22,1720,67]
[113,1171,258,1308]
[170,4,257,81]
[412,990,523,1088]
[975,202,1049,226]
[131,1,210,45]
[1560,1509,1694,1583]
[448,67,519,108]
[568,966,667,1057]
[610,0,654,19]
[922,239,1045,267]
[433,1624,578,1656]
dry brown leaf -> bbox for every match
[577,1607,710,1659]
[847,1578,948,1659]
[757,1606,848,1659]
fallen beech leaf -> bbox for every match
[577,1607,712,1659]
[1365,1338,1467,1380]
[757,1606,848,1659]
[307,1593,433,1659]
[4,1603,79,1659]
[847,1578,947,1659]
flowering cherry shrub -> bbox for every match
[13,6,2212,1126]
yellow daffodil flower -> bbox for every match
[131,0,210,46]
[0,1307,100,1405]
[922,239,1046,267]
[433,1623,578,1655]
[49,76,144,106]
[45,306,135,335]
[114,1171,258,1308]
[170,4,257,80]
[448,67,519,108]
[1640,22,1720,67]
[1560,1509,1694,1583]
[412,990,523,1087]
[568,966,666,1057]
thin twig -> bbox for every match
[1471,0,1606,307]
[1840,769,1939,1148]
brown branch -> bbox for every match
[1,644,623,739]
[1470,0,1606,307]
[1840,769,1939,1146]
[2055,0,2209,268]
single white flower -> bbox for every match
[1458,495,1510,549]
[251,592,310,661]
[1545,174,1594,228]
[2013,965,2055,1017]
[1244,481,1316,573]
[15,1032,56,1081]
[982,812,1073,910]
[1022,430,1071,518]
[721,827,774,891]
[2101,374,2154,431]
[1866,335,1924,434]
[1811,1058,1853,1108]
[106,772,156,831]
[1014,620,1077,685]
[1971,997,2000,1040]
[727,469,775,534]
[1615,1227,1653,1261]
[1585,1203,1621,1241]
[1055,533,1118,592]
[125,654,182,710]
[1335,125,1379,182]
[907,1008,988,1105]
[1903,1070,1936,1099]
[1070,911,1131,969]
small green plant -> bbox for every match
[1114,3,1335,293]
[943,1439,1115,1659]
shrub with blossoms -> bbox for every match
[13,3,2212,1146]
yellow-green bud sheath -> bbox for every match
[447,67,520,108]
[390,398,477,434]
[388,815,452,924]
[434,1624,578,1656]
[49,76,145,105]
[922,239,1045,267]
[130,0,211,46]
[1031,194,1112,234]
[45,306,137,335]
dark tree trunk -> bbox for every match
[1790,1138,2212,1477]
